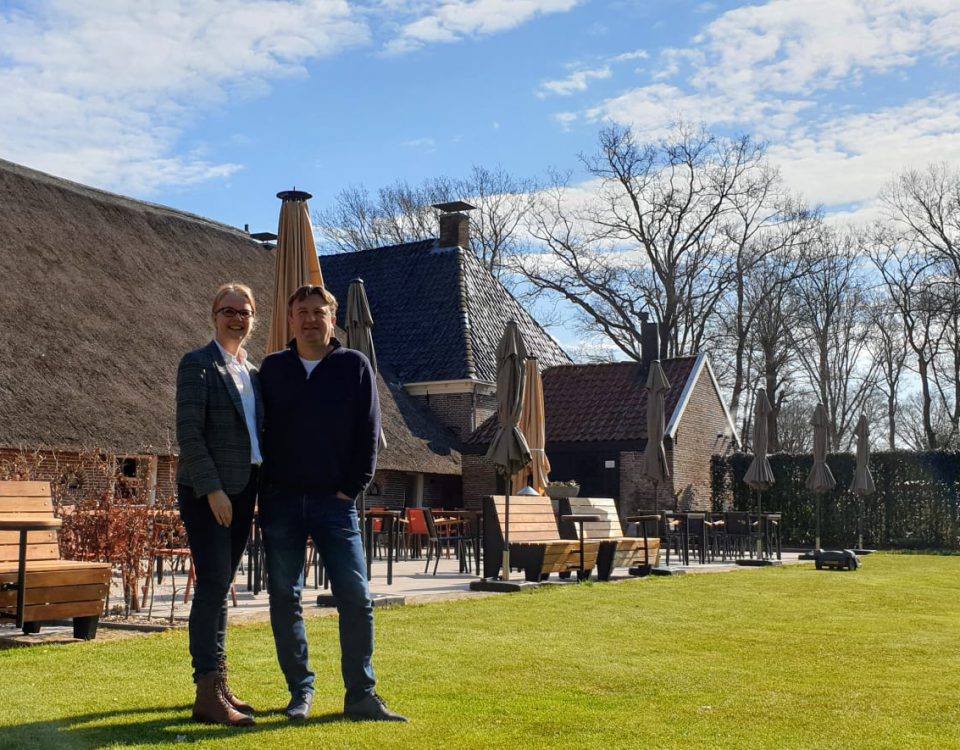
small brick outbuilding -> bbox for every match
[463,352,739,515]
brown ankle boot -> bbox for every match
[192,672,255,726]
[218,658,255,714]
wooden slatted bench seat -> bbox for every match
[557,497,661,580]
[482,494,599,582]
[0,481,111,639]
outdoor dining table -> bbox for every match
[560,513,601,581]
[365,510,401,585]
[437,509,482,575]
[0,516,62,628]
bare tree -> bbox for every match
[881,162,960,279]
[865,295,908,450]
[789,228,879,451]
[717,196,821,430]
[314,166,536,278]
[518,123,768,360]
[867,231,947,449]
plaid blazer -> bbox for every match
[175,341,263,496]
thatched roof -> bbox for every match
[0,158,460,473]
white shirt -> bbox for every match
[214,340,263,465]
[299,356,322,376]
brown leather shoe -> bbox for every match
[192,672,255,726]
[218,658,255,715]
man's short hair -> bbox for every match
[287,284,338,314]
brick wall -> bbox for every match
[461,453,500,510]
[366,470,463,510]
[411,392,476,439]
[669,368,735,511]
[618,449,678,515]
[411,390,496,441]
[0,447,175,505]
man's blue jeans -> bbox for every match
[260,490,376,703]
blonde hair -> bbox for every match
[212,282,257,318]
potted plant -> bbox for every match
[545,480,580,499]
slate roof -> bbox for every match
[465,356,701,449]
[319,242,571,384]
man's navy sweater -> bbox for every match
[259,339,380,499]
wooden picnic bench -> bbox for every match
[482,494,599,582]
[0,481,111,639]
[558,497,661,580]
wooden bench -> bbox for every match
[0,481,111,639]
[557,497,661,580]
[482,494,599,582]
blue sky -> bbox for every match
[1,0,958,264]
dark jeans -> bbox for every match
[178,471,257,680]
[260,490,376,703]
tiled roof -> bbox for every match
[466,356,700,447]
[319,241,570,384]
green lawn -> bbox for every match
[2,554,960,749]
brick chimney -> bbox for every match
[433,201,476,249]
[640,312,660,371]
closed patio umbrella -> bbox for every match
[640,361,671,512]
[512,357,551,495]
[805,403,836,549]
[486,321,531,580]
[266,189,324,354]
[346,278,386,553]
[744,388,775,509]
[850,413,875,549]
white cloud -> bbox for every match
[402,137,437,150]
[538,66,611,98]
[566,0,960,212]
[610,49,649,62]
[383,0,581,54]
[0,0,367,194]
[689,0,960,97]
[769,94,960,209]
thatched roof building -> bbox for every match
[0,158,459,475]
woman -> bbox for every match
[175,282,262,727]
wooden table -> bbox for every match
[0,516,62,628]
[436,510,482,575]
[365,511,401,585]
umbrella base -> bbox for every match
[644,567,687,576]
[734,559,782,567]
[469,578,541,593]
[316,593,406,608]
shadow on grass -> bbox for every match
[2,705,354,748]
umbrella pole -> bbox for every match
[857,494,863,551]
[502,474,511,581]
[756,489,764,559]
[815,495,821,550]
[653,480,659,513]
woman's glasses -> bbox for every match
[215,307,254,320]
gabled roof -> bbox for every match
[319,242,571,384]
[0,158,461,473]
[466,355,733,449]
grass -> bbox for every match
[2,554,960,749]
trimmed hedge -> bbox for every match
[711,451,960,549]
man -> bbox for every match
[258,284,406,723]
